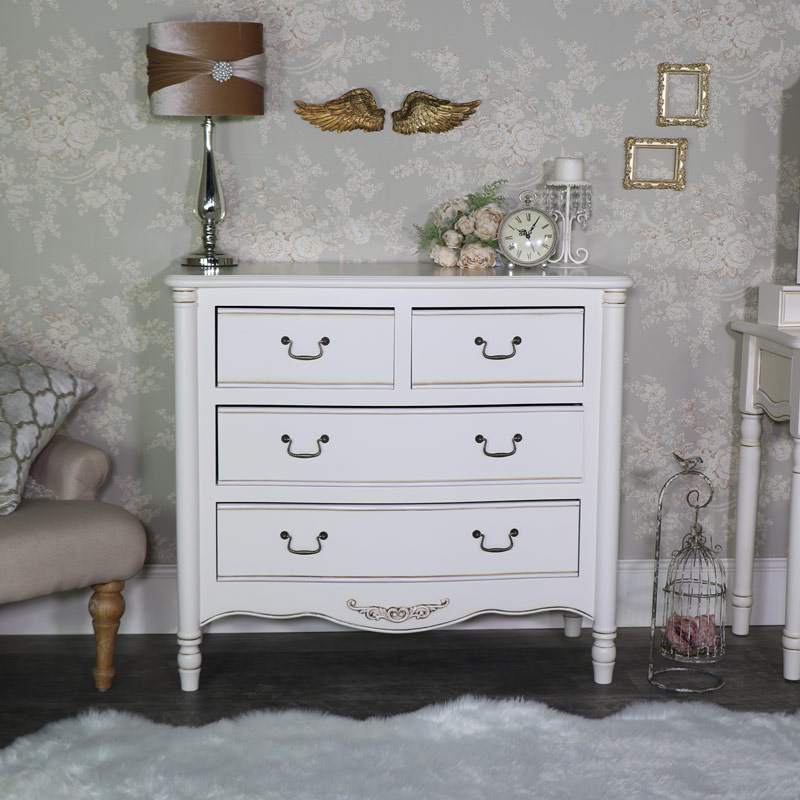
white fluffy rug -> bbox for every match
[1,697,799,799]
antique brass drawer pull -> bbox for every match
[280,530,328,555]
[280,335,330,360]
[474,335,522,360]
[281,433,329,458]
[472,528,519,553]
[475,433,522,457]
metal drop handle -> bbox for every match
[474,335,522,360]
[475,433,522,458]
[472,528,519,553]
[281,433,329,458]
[280,530,328,555]
[281,335,330,360]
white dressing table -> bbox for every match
[731,284,800,680]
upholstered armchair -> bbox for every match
[0,434,147,690]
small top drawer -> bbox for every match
[216,307,394,388]
[411,307,584,388]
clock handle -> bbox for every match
[474,335,522,360]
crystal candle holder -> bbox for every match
[542,181,592,265]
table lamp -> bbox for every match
[147,21,265,268]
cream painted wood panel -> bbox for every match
[757,347,791,407]
[166,262,631,691]
[216,501,580,579]
[216,307,395,388]
[199,575,600,634]
[217,406,583,485]
[757,285,800,326]
[411,307,584,388]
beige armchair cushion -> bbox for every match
[0,499,147,604]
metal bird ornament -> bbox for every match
[391,91,481,134]
[294,88,386,132]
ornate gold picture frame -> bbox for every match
[657,62,710,127]
[623,137,688,190]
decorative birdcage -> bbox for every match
[648,454,727,693]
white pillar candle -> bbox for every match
[553,157,584,182]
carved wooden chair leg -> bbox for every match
[89,580,126,691]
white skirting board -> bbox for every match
[0,558,788,635]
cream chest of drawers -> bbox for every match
[165,262,631,691]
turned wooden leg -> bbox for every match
[89,581,126,691]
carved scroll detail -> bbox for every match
[346,598,450,623]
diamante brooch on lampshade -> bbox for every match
[211,61,234,83]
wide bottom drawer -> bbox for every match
[216,500,580,580]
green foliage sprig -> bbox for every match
[415,221,444,251]
[464,178,507,210]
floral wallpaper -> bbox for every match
[1,0,800,563]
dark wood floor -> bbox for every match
[1,626,798,748]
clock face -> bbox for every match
[497,207,559,266]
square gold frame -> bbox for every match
[623,136,688,190]
[657,62,710,127]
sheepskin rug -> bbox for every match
[1,696,799,799]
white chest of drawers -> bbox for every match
[166,262,631,691]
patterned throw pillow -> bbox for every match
[0,346,94,515]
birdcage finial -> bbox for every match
[672,452,703,472]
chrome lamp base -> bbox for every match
[182,116,237,269]
[183,250,238,268]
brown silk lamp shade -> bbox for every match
[147,21,264,117]
[146,21,265,268]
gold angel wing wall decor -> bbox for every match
[391,91,481,134]
[294,88,385,132]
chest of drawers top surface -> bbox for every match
[165,261,632,290]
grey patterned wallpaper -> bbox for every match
[2,0,800,563]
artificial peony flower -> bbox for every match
[471,203,504,241]
[430,243,458,268]
[442,229,464,248]
[458,242,496,269]
[454,214,476,235]
[436,197,469,227]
